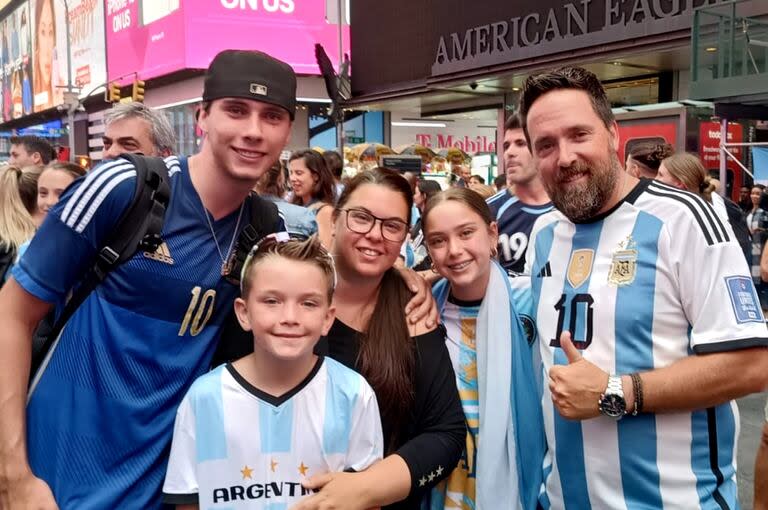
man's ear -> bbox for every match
[32,152,42,165]
[233,297,252,331]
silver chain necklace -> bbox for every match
[201,199,245,275]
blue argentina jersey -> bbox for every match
[162,359,383,507]
[487,190,553,274]
[15,156,282,509]
[527,180,768,510]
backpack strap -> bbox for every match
[222,192,281,285]
[30,154,171,379]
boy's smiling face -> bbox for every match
[234,256,335,363]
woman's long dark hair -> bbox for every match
[289,149,336,206]
[334,168,416,450]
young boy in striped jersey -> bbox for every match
[163,235,383,508]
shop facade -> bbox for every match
[348,0,768,193]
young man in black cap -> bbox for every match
[0,50,294,509]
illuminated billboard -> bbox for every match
[31,0,107,112]
[106,0,350,82]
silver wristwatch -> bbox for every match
[598,375,627,419]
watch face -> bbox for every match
[599,394,626,418]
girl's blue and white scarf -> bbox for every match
[432,260,545,510]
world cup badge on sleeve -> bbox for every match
[608,236,637,286]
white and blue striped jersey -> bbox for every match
[163,358,383,508]
[526,180,768,510]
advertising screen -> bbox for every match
[184,1,350,75]
[1,2,33,121]
[105,0,186,82]
[32,0,107,112]
[106,0,350,82]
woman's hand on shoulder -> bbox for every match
[396,267,439,329]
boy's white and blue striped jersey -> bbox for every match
[14,156,284,508]
[162,358,383,508]
[526,179,768,510]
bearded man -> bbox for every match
[521,66,768,510]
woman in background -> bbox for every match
[0,165,41,282]
[289,149,336,248]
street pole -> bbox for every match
[63,0,77,162]
[336,0,344,154]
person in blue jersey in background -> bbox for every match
[521,66,768,509]
[0,49,296,509]
[487,114,552,275]
[163,235,383,508]
[420,187,544,510]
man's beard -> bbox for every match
[544,151,620,222]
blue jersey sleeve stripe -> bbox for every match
[323,359,360,454]
[486,190,508,204]
[615,211,664,508]
[11,266,60,303]
[551,221,603,510]
[496,196,520,221]
[74,171,137,233]
[62,165,135,229]
[60,160,133,224]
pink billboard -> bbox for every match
[105,0,350,82]
[105,0,186,83]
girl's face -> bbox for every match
[425,200,498,302]
[37,168,76,217]
[288,158,318,203]
[751,187,762,207]
[332,183,409,280]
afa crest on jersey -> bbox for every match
[608,236,637,286]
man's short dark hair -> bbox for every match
[322,150,344,179]
[504,113,523,132]
[519,67,614,143]
[10,135,55,164]
[494,174,506,190]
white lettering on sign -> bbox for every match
[433,0,726,72]
[107,0,129,16]
[415,134,496,153]
[109,0,134,33]
[220,0,295,13]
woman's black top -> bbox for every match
[316,319,466,510]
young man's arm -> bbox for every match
[0,279,56,508]
[0,158,141,508]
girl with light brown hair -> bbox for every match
[0,165,42,281]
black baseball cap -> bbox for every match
[202,50,297,120]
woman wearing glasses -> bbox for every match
[294,168,465,510]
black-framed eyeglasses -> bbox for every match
[340,208,409,242]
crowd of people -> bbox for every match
[0,49,766,510]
